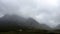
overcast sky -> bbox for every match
[0,0,60,28]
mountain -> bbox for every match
[0,14,51,31]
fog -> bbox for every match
[0,0,60,28]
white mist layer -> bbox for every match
[0,0,60,28]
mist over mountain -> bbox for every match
[53,24,60,30]
[0,0,60,32]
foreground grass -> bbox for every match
[0,29,60,34]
